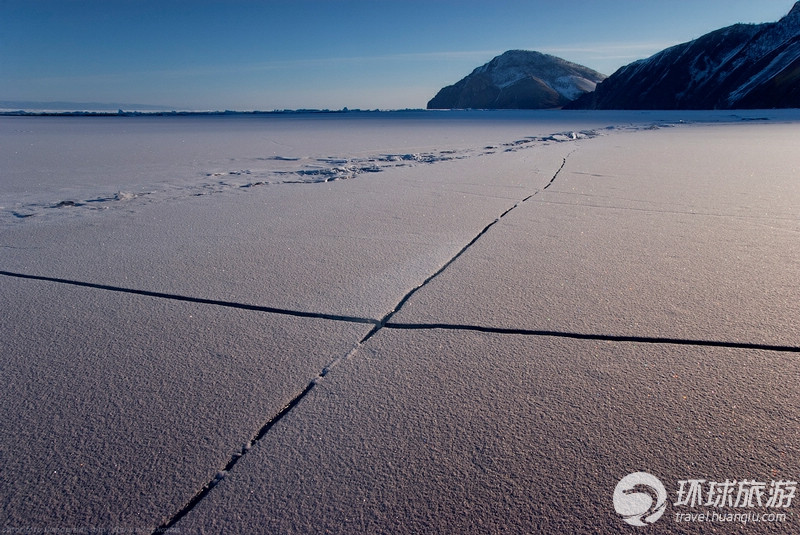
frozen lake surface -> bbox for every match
[1,109,799,533]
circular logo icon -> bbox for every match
[613,472,667,526]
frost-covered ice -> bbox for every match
[2,109,799,533]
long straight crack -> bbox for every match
[0,270,379,326]
[383,322,800,353]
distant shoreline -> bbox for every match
[0,108,431,117]
[2,107,798,118]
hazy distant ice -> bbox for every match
[4,109,796,227]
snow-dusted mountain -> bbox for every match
[568,2,800,109]
[427,50,606,109]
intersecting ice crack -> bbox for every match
[148,151,574,533]
[358,154,571,346]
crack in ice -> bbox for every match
[382,322,800,353]
[0,270,379,326]
[153,381,317,534]
[360,153,572,344]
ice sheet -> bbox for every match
[1,110,799,533]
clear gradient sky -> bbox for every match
[1,0,796,110]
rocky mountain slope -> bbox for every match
[427,50,606,109]
[568,2,800,109]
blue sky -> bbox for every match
[1,0,795,110]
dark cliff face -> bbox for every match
[568,2,800,110]
[427,50,606,110]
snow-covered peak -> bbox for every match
[568,1,800,110]
[473,50,604,92]
[428,50,606,109]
